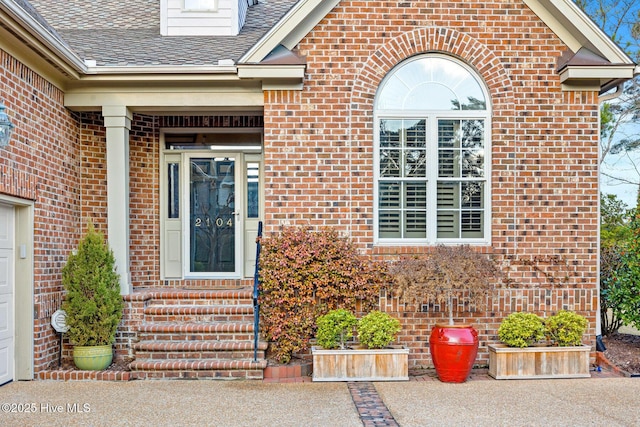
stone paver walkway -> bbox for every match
[348,382,399,427]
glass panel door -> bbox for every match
[189,157,236,273]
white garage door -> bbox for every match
[0,204,14,386]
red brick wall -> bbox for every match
[262,1,600,367]
[1,49,81,372]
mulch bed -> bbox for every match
[602,333,640,375]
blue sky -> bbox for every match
[577,0,640,208]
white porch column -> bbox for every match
[102,106,132,295]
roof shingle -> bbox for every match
[26,0,299,67]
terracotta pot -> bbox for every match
[429,324,478,383]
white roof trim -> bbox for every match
[0,0,87,74]
[559,65,636,83]
[237,64,305,79]
[239,0,340,64]
[524,0,634,65]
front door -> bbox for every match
[189,157,238,275]
[0,204,14,385]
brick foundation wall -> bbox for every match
[1,49,81,372]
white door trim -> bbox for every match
[0,196,34,381]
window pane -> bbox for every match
[380,149,401,177]
[184,0,216,10]
[437,182,459,209]
[461,120,484,149]
[404,182,427,238]
[379,211,401,238]
[437,182,459,237]
[437,182,485,238]
[379,183,400,211]
[405,120,426,177]
[437,211,459,238]
[461,182,484,209]
[461,211,484,238]
[380,120,401,147]
[247,163,259,218]
[190,158,235,273]
[405,211,427,238]
[168,163,180,219]
[404,182,427,209]
[376,56,486,111]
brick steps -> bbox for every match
[143,305,254,323]
[129,288,267,380]
[134,340,267,360]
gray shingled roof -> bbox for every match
[26,0,299,67]
[11,0,71,48]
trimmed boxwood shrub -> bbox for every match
[356,311,401,349]
[497,312,546,348]
[545,310,587,346]
[316,309,358,350]
[259,227,389,363]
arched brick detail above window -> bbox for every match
[351,27,515,123]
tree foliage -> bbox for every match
[600,193,632,334]
[258,227,389,363]
[389,245,501,325]
[61,222,123,346]
[607,207,640,330]
[601,193,633,247]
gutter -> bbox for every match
[82,64,239,76]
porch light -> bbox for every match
[0,101,15,147]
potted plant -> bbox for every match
[61,221,123,370]
[489,310,590,379]
[390,245,501,383]
[312,309,408,381]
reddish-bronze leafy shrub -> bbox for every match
[259,227,389,363]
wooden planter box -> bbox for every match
[311,346,409,382]
[488,344,591,379]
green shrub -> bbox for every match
[497,312,545,348]
[316,309,358,349]
[259,227,389,363]
[545,310,587,346]
[61,222,123,346]
[606,208,640,331]
[356,311,401,349]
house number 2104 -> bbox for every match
[194,217,233,228]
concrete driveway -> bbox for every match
[1,377,639,426]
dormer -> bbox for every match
[160,0,258,36]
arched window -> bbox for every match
[374,54,491,244]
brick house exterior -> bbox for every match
[0,0,637,381]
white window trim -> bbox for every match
[373,55,492,246]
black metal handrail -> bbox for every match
[253,221,263,362]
